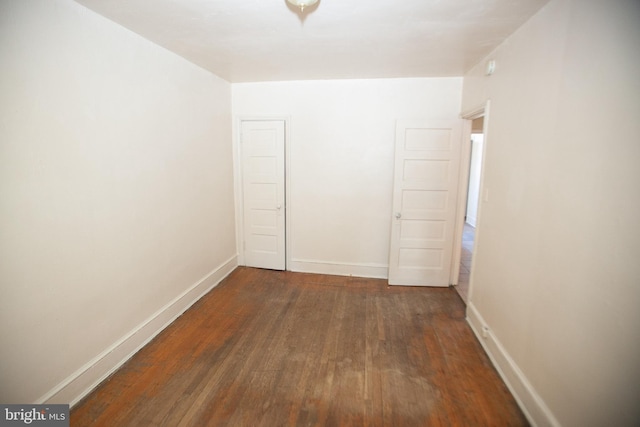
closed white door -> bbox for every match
[388,120,462,286]
[241,120,286,270]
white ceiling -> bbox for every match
[74,0,549,83]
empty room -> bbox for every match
[1,0,638,426]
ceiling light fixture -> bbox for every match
[286,0,318,12]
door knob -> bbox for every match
[395,212,402,219]
[276,204,282,211]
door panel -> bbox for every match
[388,120,462,286]
[241,120,286,270]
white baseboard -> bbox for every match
[39,255,238,407]
[288,258,388,279]
[466,302,560,427]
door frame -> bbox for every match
[233,116,292,269]
[450,101,490,296]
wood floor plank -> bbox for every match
[71,267,528,426]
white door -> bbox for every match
[388,120,462,286]
[241,120,286,270]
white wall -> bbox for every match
[0,0,236,404]
[233,78,462,278]
[462,0,640,425]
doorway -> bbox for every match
[238,119,287,270]
[451,104,488,303]
[457,119,484,301]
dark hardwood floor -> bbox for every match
[71,267,528,426]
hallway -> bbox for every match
[456,222,475,303]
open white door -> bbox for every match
[241,120,286,270]
[388,120,462,286]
